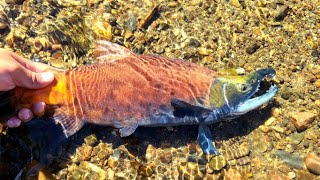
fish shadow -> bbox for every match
[2,99,278,176]
[55,99,278,165]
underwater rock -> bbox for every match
[246,42,260,54]
[209,156,227,171]
[288,111,317,131]
[275,150,304,170]
[224,168,243,180]
[274,5,290,21]
[290,131,305,145]
[84,134,97,146]
[304,153,320,175]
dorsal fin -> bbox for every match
[94,40,134,62]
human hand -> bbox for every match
[0,49,54,127]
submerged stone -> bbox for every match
[275,150,304,170]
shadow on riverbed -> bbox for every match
[0,99,278,178]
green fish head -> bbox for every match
[209,68,277,117]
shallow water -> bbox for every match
[0,0,319,179]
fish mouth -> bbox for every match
[233,68,278,115]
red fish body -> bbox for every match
[2,41,277,156]
[10,41,217,137]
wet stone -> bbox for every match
[290,131,305,145]
[84,134,97,146]
[159,150,172,164]
[75,145,93,161]
[288,111,317,131]
[304,153,320,175]
[274,5,290,21]
[189,38,201,47]
[281,87,291,100]
[246,42,260,54]
[275,150,304,170]
[209,156,227,171]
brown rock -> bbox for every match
[268,170,291,180]
[224,168,243,180]
[304,153,320,175]
[288,111,317,131]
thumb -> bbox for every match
[12,67,54,89]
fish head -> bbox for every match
[209,68,277,118]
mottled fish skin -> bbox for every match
[64,54,217,127]
[8,41,218,137]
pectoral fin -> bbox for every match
[197,124,220,155]
[119,122,139,137]
[171,98,211,119]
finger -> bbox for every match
[32,102,46,117]
[10,65,54,89]
[10,52,51,72]
[6,117,22,128]
[18,108,33,122]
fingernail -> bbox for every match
[41,72,54,82]
[7,117,21,128]
[18,108,33,122]
[32,102,45,117]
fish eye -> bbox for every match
[239,83,248,91]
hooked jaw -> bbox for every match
[233,68,278,115]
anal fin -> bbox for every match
[197,124,220,155]
[53,108,84,138]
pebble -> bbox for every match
[304,153,320,175]
[209,156,227,171]
[0,22,7,29]
[274,5,290,21]
[296,170,314,180]
[264,117,276,126]
[288,111,317,131]
[246,42,260,54]
[231,0,241,8]
[236,67,245,75]
[189,38,201,47]
[315,100,320,107]
[224,168,243,180]
[290,132,305,145]
[287,172,295,179]
[275,150,304,170]
[84,134,97,146]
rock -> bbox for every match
[189,38,201,47]
[231,0,241,8]
[159,150,172,164]
[84,134,97,146]
[311,49,320,58]
[288,111,317,131]
[287,172,295,179]
[290,132,305,145]
[246,42,260,54]
[275,150,304,170]
[281,87,291,100]
[304,153,320,175]
[224,168,243,180]
[274,5,290,21]
[0,22,7,29]
[296,170,315,180]
[209,156,227,171]
[268,170,291,180]
[264,117,276,126]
